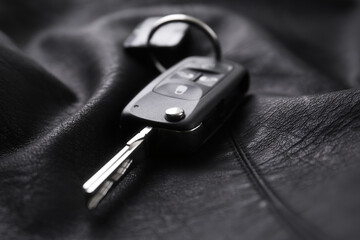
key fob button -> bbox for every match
[170,69,200,81]
[154,83,203,100]
[196,73,224,87]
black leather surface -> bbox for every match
[1,1,360,239]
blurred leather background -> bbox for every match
[0,0,360,239]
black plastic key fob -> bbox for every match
[121,56,249,153]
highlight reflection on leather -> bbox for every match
[1,1,360,239]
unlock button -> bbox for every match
[154,83,203,100]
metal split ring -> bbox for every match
[147,14,222,73]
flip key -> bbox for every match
[82,15,249,209]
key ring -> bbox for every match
[147,14,222,73]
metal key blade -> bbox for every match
[83,126,152,209]
[87,159,133,210]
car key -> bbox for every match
[83,14,249,209]
[83,56,249,209]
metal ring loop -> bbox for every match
[147,14,222,73]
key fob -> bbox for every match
[121,56,249,154]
